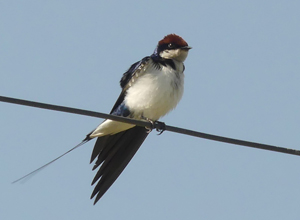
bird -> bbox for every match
[86,34,191,204]
[13,34,191,205]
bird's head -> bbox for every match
[155,34,192,62]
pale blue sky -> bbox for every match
[1,1,300,219]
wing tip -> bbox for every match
[90,127,149,204]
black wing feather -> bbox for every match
[109,56,151,114]
[90,126,148,204]
[89,56,152,204]
[120,56,150,88]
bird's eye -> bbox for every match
[168,43,174,48]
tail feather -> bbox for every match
[91,131,125,168]
[90,126,149,204]
[12,139,91,184]
[90,136,109,164]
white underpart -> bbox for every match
[125,59,184,121]
[89,120,134,138]
[90,50,187,138]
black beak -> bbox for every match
[181,46,192,50]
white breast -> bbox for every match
[124,60,184,121]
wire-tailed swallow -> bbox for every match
[14,34,191,204]
[85,34,191,204]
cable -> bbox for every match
[0,95,149,127]
[1,95,300,157]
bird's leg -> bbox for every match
[141,115,166,135]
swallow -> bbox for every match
[85,34,191,204]
[13,34,191,205]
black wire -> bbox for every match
[165,125,300,156]
[0,95,149,127]
[1,95,300,157]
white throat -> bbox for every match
[159,49,189,62]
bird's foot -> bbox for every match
[142,116,166,135]
[154,121,166,135]
[144,118,154,133]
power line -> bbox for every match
[1,95,300,157]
